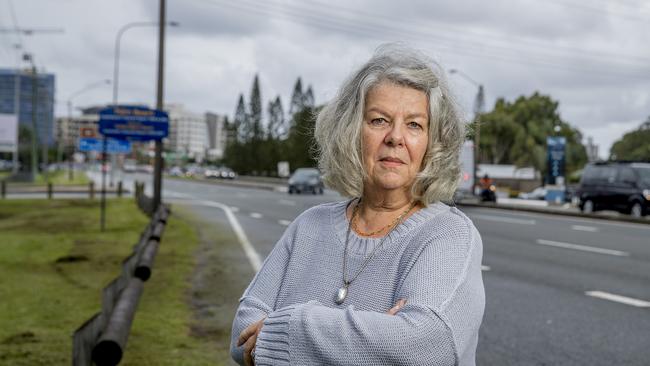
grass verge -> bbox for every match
[0,199,233,365]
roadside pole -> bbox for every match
[153,0,166,211]
[101,137,107,231]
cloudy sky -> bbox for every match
[1,0,649,158]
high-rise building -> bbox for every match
[166,103,208,162]
[0,68,56,146]
[205,112,227,159]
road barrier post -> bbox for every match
[117,181,123,197]
[89,181,95,199]
[1,180,5,198]
[47,182,53,199]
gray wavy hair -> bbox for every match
[314,43,465,205]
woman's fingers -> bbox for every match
[243,334,258,366]
[386,299,407,315]
[238,321,258,346]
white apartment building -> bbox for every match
[166,103,209,161]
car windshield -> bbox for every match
[635,167,650,184]
[293,169,319,179]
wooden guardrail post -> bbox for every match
[1,180,5,199]
[47,182,53,199]
[117,181,123,197]
[89,181,95,199]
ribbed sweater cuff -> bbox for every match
[255,305,296,366]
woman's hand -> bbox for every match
[237,317,266,366]
[386,299,407,315]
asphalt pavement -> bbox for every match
[88,172,650,365]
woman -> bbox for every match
[230,44,485,366]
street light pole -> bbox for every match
[66,79,111,180]
[154,0,167,211]
[449,69,485,195]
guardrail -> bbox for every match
[72,192,170,366]
[0,180,125,199]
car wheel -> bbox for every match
[288,187,293,194]
[319,187,324,195]
[630,202,643,218]
[582,199,594,214]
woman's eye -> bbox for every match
[408,121,423,129]
[370,118,387,126]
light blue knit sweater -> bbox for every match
[230,200,485,365]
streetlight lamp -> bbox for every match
[113,21,179,105]
[111,20,178,191]
[65,79,111,180]
[449,68,485,195]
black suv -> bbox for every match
[578,162,650,217]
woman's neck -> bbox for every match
[347,188,417,237]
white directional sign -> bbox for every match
[0,114,18,153]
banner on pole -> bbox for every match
[0,114,18,153]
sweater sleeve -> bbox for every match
[229,220,297,365]
[253,217,485,366]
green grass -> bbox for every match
[34,170,89,185]
[0,199,222,365]
[0,171,10,181]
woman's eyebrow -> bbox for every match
[365,107,390,116]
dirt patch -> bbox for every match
[55,255,88,263]
[177,210,255,365]
[1,332,38,345]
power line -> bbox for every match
[197,0,650,79]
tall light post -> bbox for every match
[449,69,485,195]
[112,19,178,191]
[65,79,111,180]
[113,20,178,105]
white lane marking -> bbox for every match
[250,212,263,219]
[278,219,292,226]
[278,199,296,206]
[230,206,239,213]
[472,214,536,225]
[481,265,491,271]
[571,225,599,232]
[536,239,629,257]
[585,291,650,308]
[198,201,262,271]
[471,207,649,230]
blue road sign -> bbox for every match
[99,106,169,141]
[78,137,132,154]
[546,136,566,185]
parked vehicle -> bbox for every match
[577,162,650,217]
[219,166,237,179]
[288,168,324,194]
[518,187,547,200]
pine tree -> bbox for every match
[249,74,263,142]
[289,77,304,116]
[302,85,315,109]
[267,95,286,140]
[234,94,248,143]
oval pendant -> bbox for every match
[335,286,348,305]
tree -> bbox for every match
[610,118,650,161]
[478,92,588,179]
[289,77,304,116]
[302,85,315,109]
[234,94,248,143]
[267,95,285,140]
[249,74,263,143]
[283,106,319,169]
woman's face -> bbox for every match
[361,81,429,194]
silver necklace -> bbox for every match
[335,199,415,305]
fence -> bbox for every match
[72,187,170,366]
[0,180,125,199]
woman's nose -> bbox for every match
[384,123,404,146]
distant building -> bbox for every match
[0,68,56,146]
[166,103,208,162]
[586,136,599,162]
[205,112,227,160]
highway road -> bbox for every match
[97,172,650,365]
